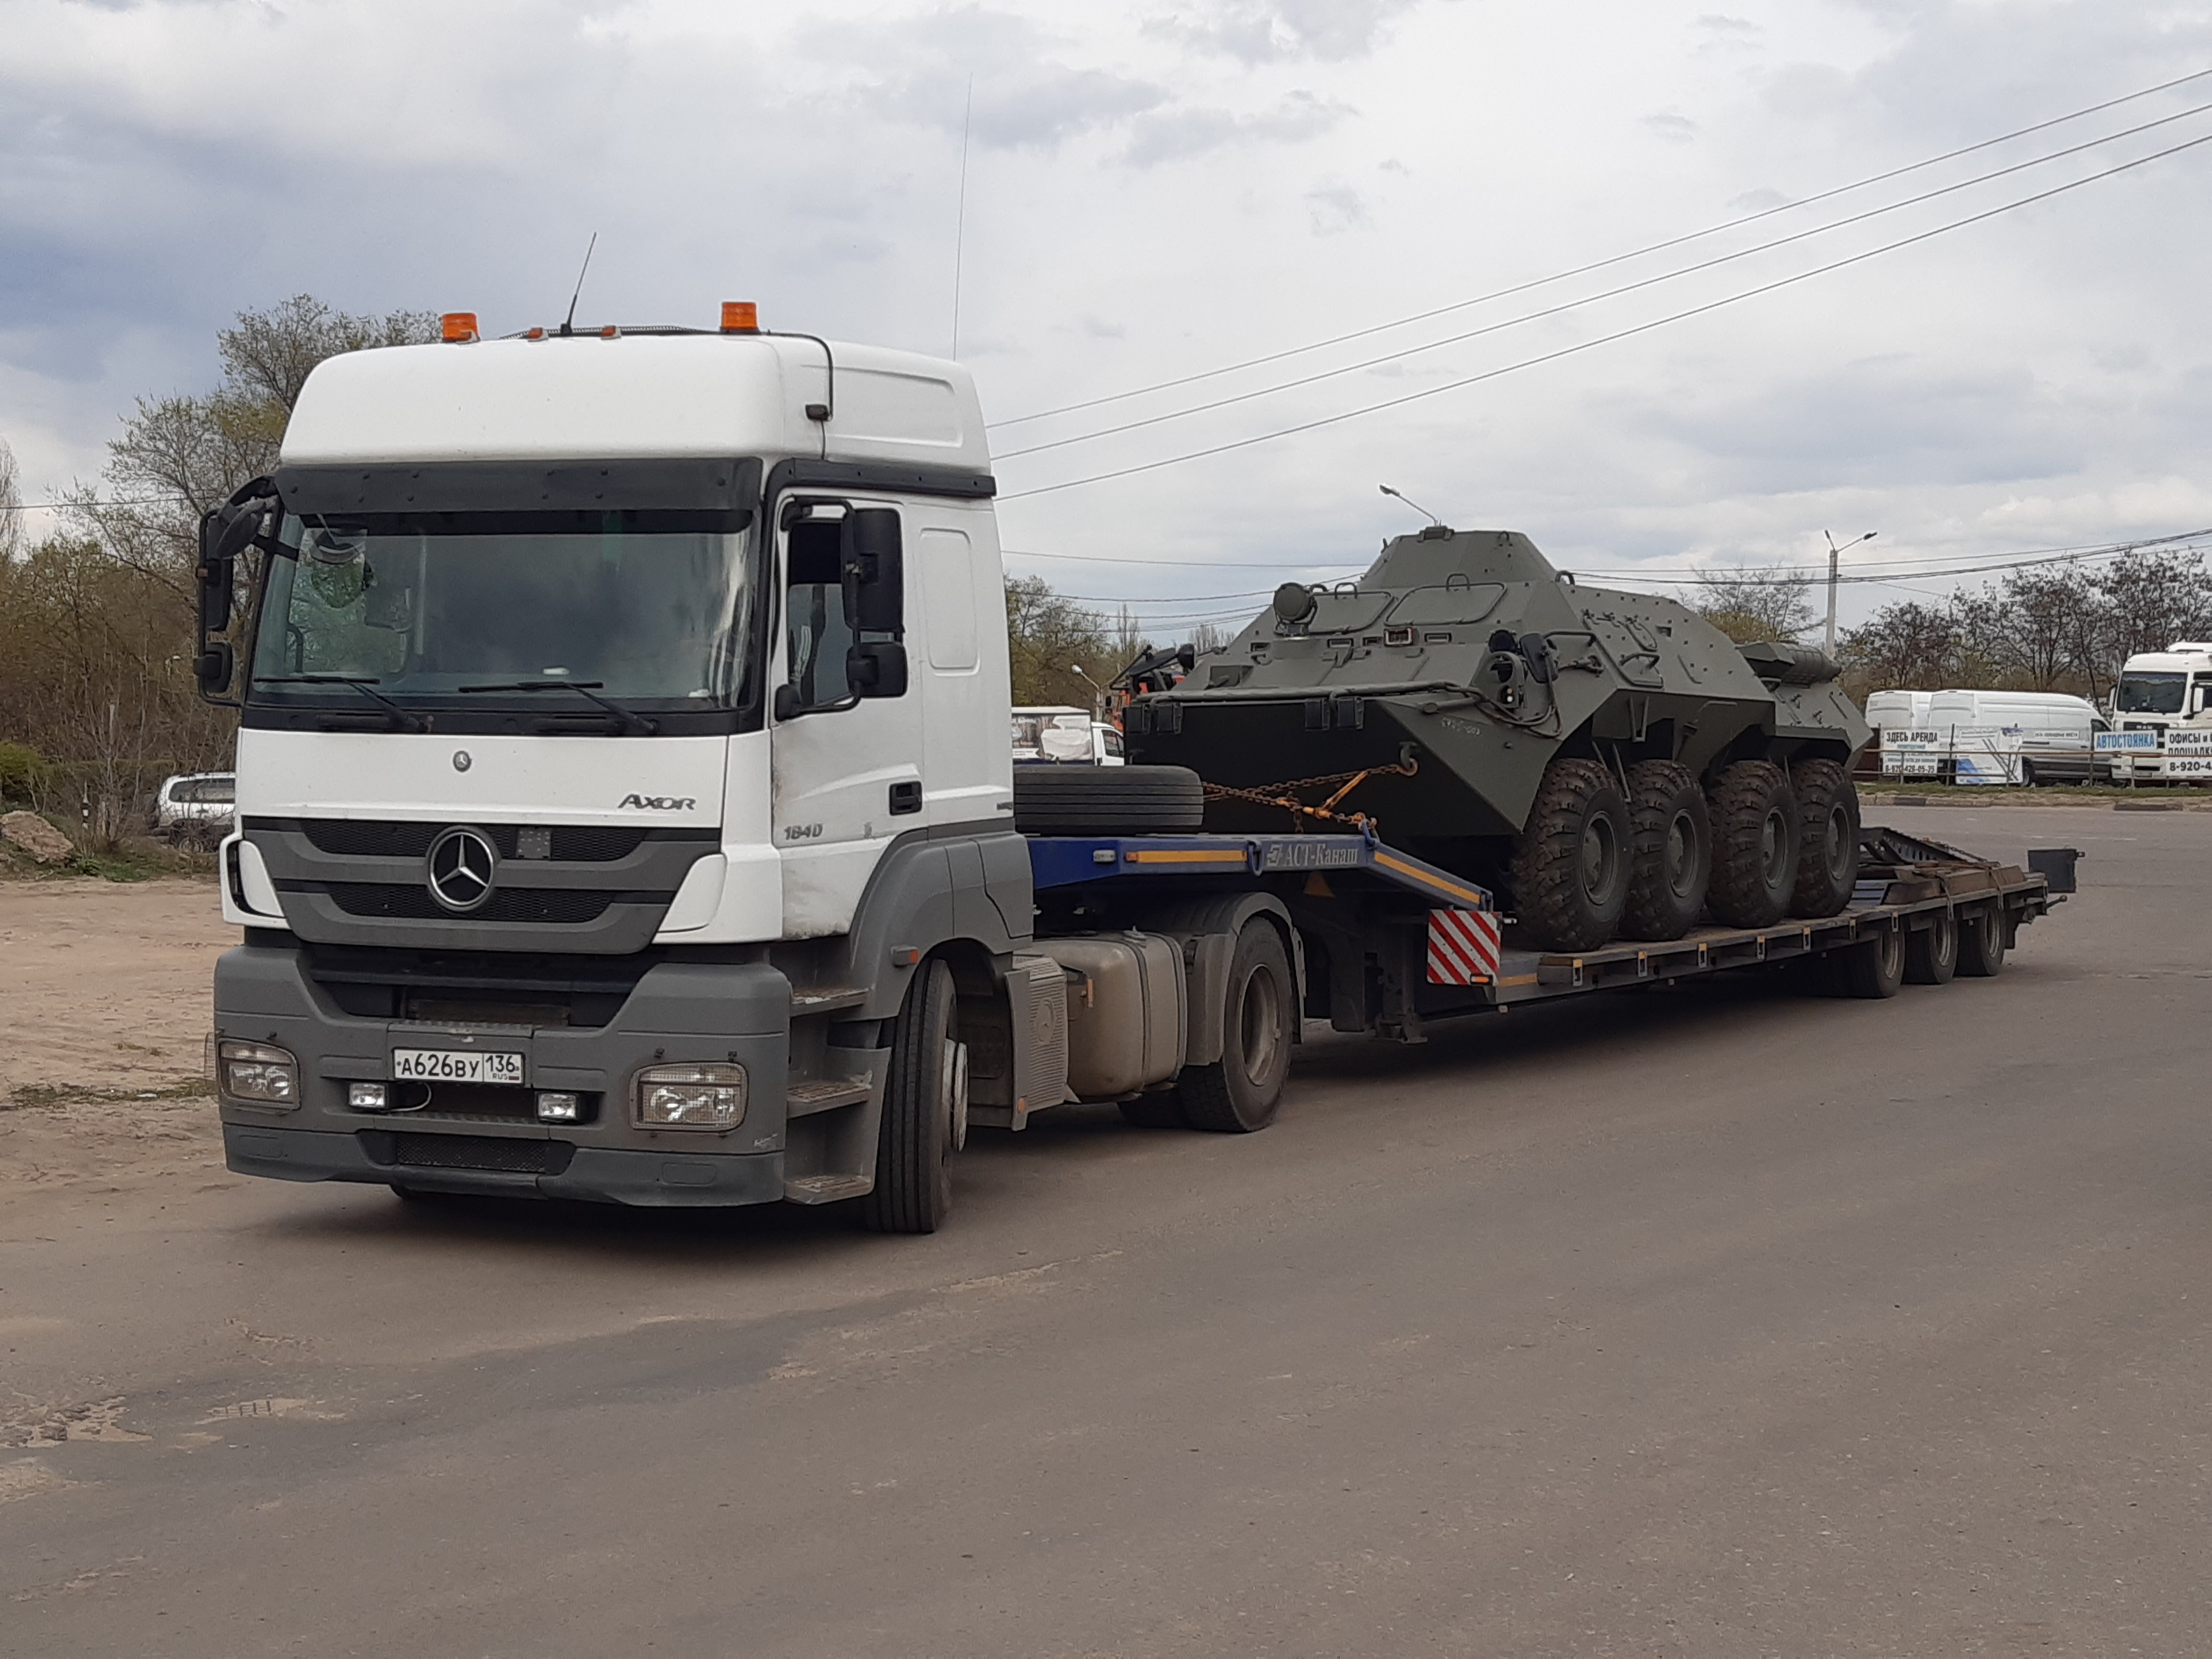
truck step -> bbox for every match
[789,985,869,1016]
[785,1076,873,1117]
[782,1173,874,1204]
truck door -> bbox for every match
[770,499,923,936]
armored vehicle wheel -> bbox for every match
[1839,922,1905,998]
[1790,759,1861,917]
[1905,908,1958,984]
[1118,1091,1190,1129]
[1010,765,1204,835]
[1178,920,1295,1133]
[859,958,960,1234]
[1706,760,1798,928]
[1957,904,2007,977]
[1510,758,1633,952]
[1621,760,1711,941]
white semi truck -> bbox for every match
[2101,644,2212,781]
[194,304,2059,1232]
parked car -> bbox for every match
[1011,707,1125,765]
[153,771,236,838]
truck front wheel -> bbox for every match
[1178,921,1295,1133]
[859,958,961,1234]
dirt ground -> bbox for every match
[0,876,233,1195]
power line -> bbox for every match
[986,65,2212,431]
[0,494,191,513]
[996,96,2212,462]
[999,130,2212,503]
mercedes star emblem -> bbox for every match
[452,750,473,772]
[425,826,498,914]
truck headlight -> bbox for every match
[633,1063,745,1130]
[217,1039,300,1107]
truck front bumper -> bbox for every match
[222,1122,785,1205]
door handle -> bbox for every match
[889,781,922,815]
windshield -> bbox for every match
[249,510,754,710]
[2116,672,2186,714]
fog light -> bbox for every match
[349,1081,391,1111]
[633,1063,745,1130]
[219,1039,299,1107]
[535,1091,582,1123]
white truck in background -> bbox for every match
[190,302,2057,1234]
[2101,645,2212,781]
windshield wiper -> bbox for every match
[458,680,660,734]
[256,674,429,732]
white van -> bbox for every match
[1010,706,1126,766]
[1923,690,2104,785]
[1866,691,1936,778]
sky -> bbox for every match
[4,0,2211,638]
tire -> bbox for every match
[858,958,960,1234]
[1118,1092,1190,1129]
[1790,760,1860,918]
[1509,758,1633,952]
[1178,921,1296,1133]
[1707,760,1799,928]
[2019,758,2037,787]
[1904,908,1958,985]
[1839,923,1905,998]
[1011,765,1203,835]
[1621,760,1711,941]
[1956,904,2007,977]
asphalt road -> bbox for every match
[4,804,2207,1657]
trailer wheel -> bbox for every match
[1510,758,1633,952]
[1621,760,1710,941]
[1905,909,1958,984]
[1010,765,1204,835]
[1790,760,1861,918]
[858,958,960,1234]
[1118,1092,1190,1129]
[1839,923,1905,998]
[1957,904,2007,977]
[1178,921,1295,1133]
[1707,760,1799,928]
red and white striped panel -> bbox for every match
[1426,908,1501,985]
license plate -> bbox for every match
[391,1047,525,1085]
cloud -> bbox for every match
[1123,89,1350,166]
[1644,112,1699,143]
[1306,185,1368,234]
[1146,0,1425,63]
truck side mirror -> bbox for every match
[841,508,903,634]
[194,642,235,695]
[848,640,908,699]
[196,543,236,635]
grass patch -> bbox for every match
[0,836,219,883]
[4,1077,216,1111]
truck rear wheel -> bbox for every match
[1178,921,1295,1133]
[1790,759,1860,918]
[1510,758,1632,952]
[1838,923,1905,998]
[1011,765,1204,835]
[1957,904,2007,977]
[858,958,960,1234]
[1707,760,1798,928]
[1621,760,1710,941]
[1905,909,1958,984]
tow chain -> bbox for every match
[1202,753,1419,832]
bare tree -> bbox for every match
[1839,601,1959,697]
[1004,577,1120,706]
[1692,565,1816,643]
[0,436,21,563]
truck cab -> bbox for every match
[2104,645,2212,781]
[199,310,1052,1229]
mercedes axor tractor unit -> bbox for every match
[194,303,2060,1232]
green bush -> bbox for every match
[0,741,48,805]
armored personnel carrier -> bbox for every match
[1123,526,1872,952]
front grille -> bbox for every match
[322,884,618,924]
[296,820,657,862]
[388,1132,575,1175]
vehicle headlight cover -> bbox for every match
[218,1038,300,1107]
[633,1063,746,1130]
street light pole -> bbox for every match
[1069,663,1102,720]
[1823,530,1877,654]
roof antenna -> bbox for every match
[558,231,599,338]
[1379,483,1444,528]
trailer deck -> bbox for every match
[1027,822,2056,1034]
